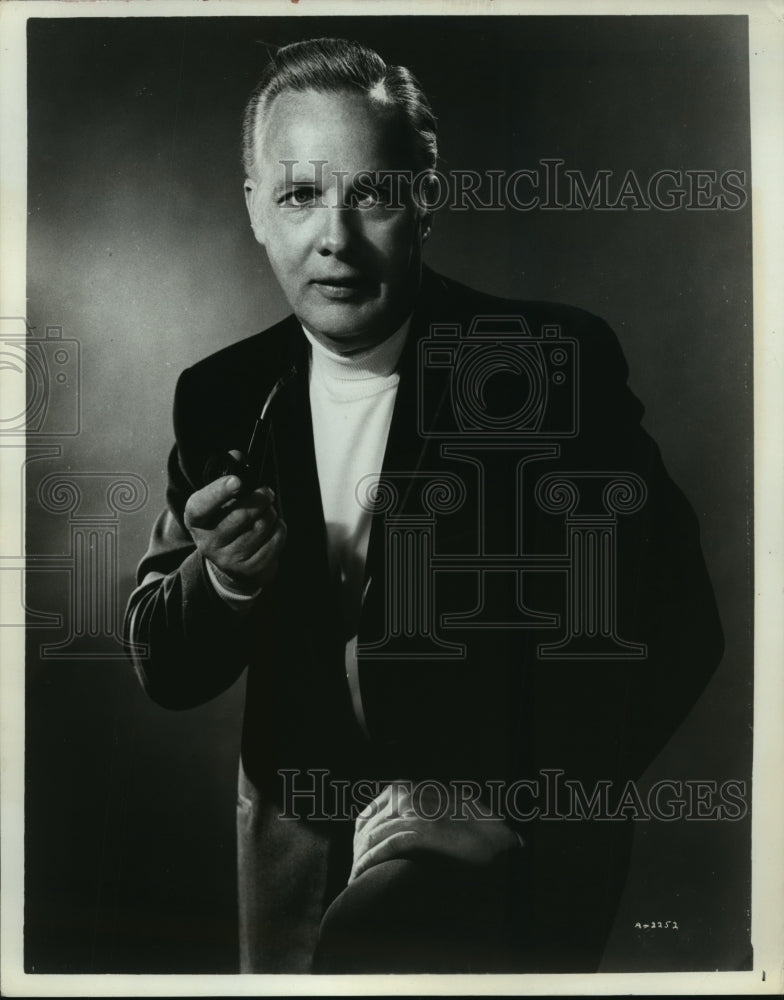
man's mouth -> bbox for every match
[311,275,369,300]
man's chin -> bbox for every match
[298,303,400,354]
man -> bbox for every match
[125,37,723,974]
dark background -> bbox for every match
[23,15,752,974]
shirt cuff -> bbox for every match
[205,559,262,611]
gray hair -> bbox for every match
[241,37,438,180]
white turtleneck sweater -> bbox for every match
[207,318,410,732]
[303,320,409,730]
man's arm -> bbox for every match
[124,370,286,710]
[533,311,725,786]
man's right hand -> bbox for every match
[184,469,287,591]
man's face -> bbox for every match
[244,88,427,354]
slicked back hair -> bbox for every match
[241,37,438,180]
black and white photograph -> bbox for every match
[1,1,782,994]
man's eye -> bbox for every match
[280,187,318,207]
[354,190,381,209]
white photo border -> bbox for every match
[1,0,781,995]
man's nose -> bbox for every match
[316,205,355,256]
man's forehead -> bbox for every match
[256,87,408,174]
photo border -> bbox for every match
[1,0,781,995]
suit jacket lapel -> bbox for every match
[266,321,323,554]
[266,320,345,652]
[361,268,454,601]
[265,319,376,746]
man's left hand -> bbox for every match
[350,780,521,884]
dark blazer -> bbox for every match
[125,268,724,973]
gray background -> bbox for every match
[23,15,752,973]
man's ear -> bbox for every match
[244,178,265,246]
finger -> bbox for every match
[217,521,287,589]
[350,829,420,883]
[220,486,276,521]
[355,785,392,833]
[354,794,418,852]
[211,498,278,549]
[211,516,286,579]
[353,813,420,866]
[205,486,277,544]
[238,486,276,513]
[355,780,412,833]
[185,476,243,527]
[231,516,287,573]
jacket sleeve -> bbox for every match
[529,310,726,786]
[123,368,258,709]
